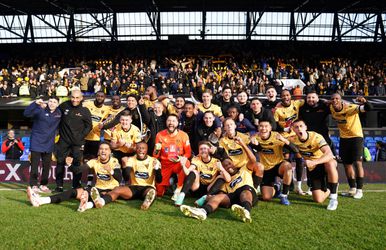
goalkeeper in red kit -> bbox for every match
[153,114,192,198]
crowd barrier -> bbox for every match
[0,160,384,184]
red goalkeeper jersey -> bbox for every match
[153,129,191,164]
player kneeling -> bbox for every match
[27,142,122,212]
[180,136,263,223]
[291,120,339,210]
[250,120,296,205]
[90,141,162,210]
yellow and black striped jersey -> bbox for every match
[125,156,160,188]
[83,101,110,141]
[87,157,121,190]
[290,131,327,171]
[103,106,125,141]
[191,156,221,185]
[144,98,158,110]
[330,103,363,138]
[219,132,250,169]
[223,166,255,194]
[111,124,142,153]
[274,100,304,138]
[253,131,285,170]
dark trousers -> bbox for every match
[55,139,83,188]
[29,151,52,186]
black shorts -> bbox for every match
[227,185,258,206]
[190,184,209,198]
[339,137,363,164]
[307,165,327,191]
[261,163,283,187]
[129,185,154,200]
[84,140,101,159]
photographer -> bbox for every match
[1,129,25,160]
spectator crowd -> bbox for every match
[0,56,385,99]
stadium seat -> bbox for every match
[366,142,376,148]
[365,137,374,142]
[374,137,383,142]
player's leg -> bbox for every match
[29,151,41,190]
[324,159,339,209]
[352,138,365,199]
[27,186,83,207]
[39,152,53,193]
[92,186,134,208]
[141,187,157,210]
[194,175,226,207]
[251,162,264,190]
[172,163,186,200]
[180,193,230,221]
[340,138,357,196]
[231,186,257,223]
[260,168,276,201]
[70,145,84,189]
[55,140,70,192]
[309,165,332,208]
[175,170,200,206]
[278,161,292,205]
[294,153,306,195]
[156,166,173,197]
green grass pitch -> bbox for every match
[0,183,385,250]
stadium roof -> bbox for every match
[0,0,384,15]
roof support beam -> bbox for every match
[90,13,116,41]
[289,11,296,41]
[201,11,206,40]
[67,13,76,42]
[246,12,264,40]
[295,13,321,36]
[332,12,341,42]
[374,13,385,42]
[147,11,160,40]
[23,14,34,43]
[112,12,118,41]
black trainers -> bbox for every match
[54,186,64,193]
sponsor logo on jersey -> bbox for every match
[91,115,102,122]
[285,114,297,122]
[135,171,150,179]
[261,148,274,154]
[200,173,213,179]
[230,176,242,189]
[97,173,111,181]
[228,148,243,156]
[300,151,314,157]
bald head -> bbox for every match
[71,89,83,106]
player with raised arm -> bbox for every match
[330,94,372,199]
[180,136,263,223]
[250,120,297,205]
